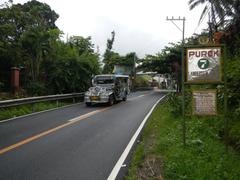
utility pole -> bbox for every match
[166,16,186,44]
[166,16,186,92]
[132,53,136,91]
[167,16,186,146]
[166,16,186,91]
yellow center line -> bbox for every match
[0,107,110,155]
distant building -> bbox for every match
[113,65,133,76]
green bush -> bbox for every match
[226,55,240,113]
[225,53,240,151]
[0,101,70,121]
[26,81,47,96]
[168,92,182,117]
[135,75,152,88]
[229,121,240,151]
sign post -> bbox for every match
[182,45,227,149]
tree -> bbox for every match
[188,0,232,32]
[103,31,115,73]
[119,52,137,66]
[67,35,101,77]
[0,1,27,91]
[20,0,59,82]
[68,36,94,56]
[225,0,240,21]
[0,0,12,9]
[42,36,101,94]
[0,1,25,67]
[0,0,59,86]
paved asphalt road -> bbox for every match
[0,90,166,180]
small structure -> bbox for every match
[11,67,20,95]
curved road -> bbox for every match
[0,90,166,180]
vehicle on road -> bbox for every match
[84,74,130,106]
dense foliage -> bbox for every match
[0,0,101,95]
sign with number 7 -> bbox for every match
[186,47,222,83]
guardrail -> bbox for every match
[0,93,85,109]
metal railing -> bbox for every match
[0,93,85,109]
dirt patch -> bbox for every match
[136,155,164,180]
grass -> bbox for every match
[0,100,73,121]
[126,99,240,180]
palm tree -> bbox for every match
[226,0,240,23]
[223,0,240,51]
[188,0,232,31]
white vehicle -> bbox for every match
[84,74,130,106]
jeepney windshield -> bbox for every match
[94,76,114,85]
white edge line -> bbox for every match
[0,102,84,123]
[107,94,167,180]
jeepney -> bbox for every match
[84,74,130,106]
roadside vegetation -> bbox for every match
[135,75,153,89]
[0,99,75,121]
[126,96,240,179]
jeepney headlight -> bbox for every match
[85,91,91,96]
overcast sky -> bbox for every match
[13,0,208,58]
